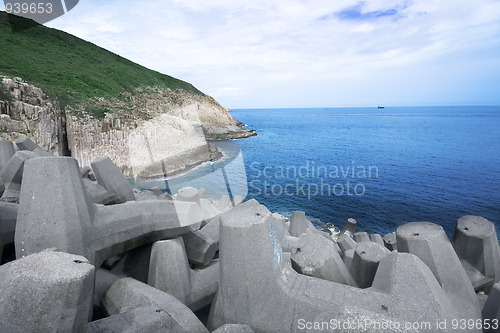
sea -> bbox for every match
[138,106,500,238]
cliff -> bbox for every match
[0,76,255,177]
[0,12,255,177]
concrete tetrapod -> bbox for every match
[148,237,219,311]
[340,217,357,236]
[15,157,203,266]
[102,277,208,333]
[452,215,500,291]
[0,201,17,261]
[383,232,397,251]
[288,211,309,237]
[87,305,194,333]
[91,156,136,203]
[354,231,370,243]
[350,241,388,288]
[15,136,52,156]
[396,222,482,321]
[15,136,39,151]
[82,177,117,205]
[370,233,385,246]
[181,230,218,265]
[0,140,15,196]
[212,324,254,332]
[291,233,357,286]
[0,140,15,175]
[482,282,500,332]
[0,250,94,333]
[337,233,357,252]
[0,150,37,201]
[207,199,467,332]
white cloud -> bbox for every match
[39,0,500,107]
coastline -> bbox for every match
[127,122,255,182]
[130,136,247,189]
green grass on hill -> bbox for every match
[0,11,202,111]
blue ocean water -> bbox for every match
[228,106,500,237]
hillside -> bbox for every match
[0,12,255,177]
[0,11,201,112]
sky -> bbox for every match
[3,0,500,108]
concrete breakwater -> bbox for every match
[0,137,499,332]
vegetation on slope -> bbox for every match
[0,11,202,113]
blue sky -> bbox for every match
[3,0,500,108]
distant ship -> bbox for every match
[377,105,385,109]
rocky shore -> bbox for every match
[0,76,255,179]
[0,137,499,332]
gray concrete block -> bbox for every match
[342,248,355,271]
[87,305,187,333]
[91,157,136,203]
[383,232,397,251]
[0,320,23,333]
[337,233,357,252]
[217,194,233,212]
[82,177,117,205]
[110,244,152,283]
[15,157,203,266]
[233,195,244,206]
[350,241,387,288]
[269,212,302,252]
[370,233,385,246]
[176,186,201,205]
[14,137,52,157]
[0,250,94,333]
[0,150,37,201]
[289,211,309,237]
[208,199,465,332]
[159,191,173,200]
[182,229,218,265]
[15,136,38,151]
[371,252,460,322]
[150,186,162,197]
[212,324,254,333]
[94,268,121,311]
[0,140,15,174]
[33,147,53,157]
[459,259,495,292]
[477,291,489,311]
[102,277,208,333]
[81,166,94,180]
[354,231,370,243]
[134,189,159,201]
[200,216,220,243]
[200,198,222,221]
[396,221,482,320]
[148,237,219,311]
[452,215,500,291]
[331,238,343,256]
[339,217,356,236]
[482,282,500,331]
[291,233,356,286]
[0,202,17,260]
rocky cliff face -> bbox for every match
[0,76,255,177]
